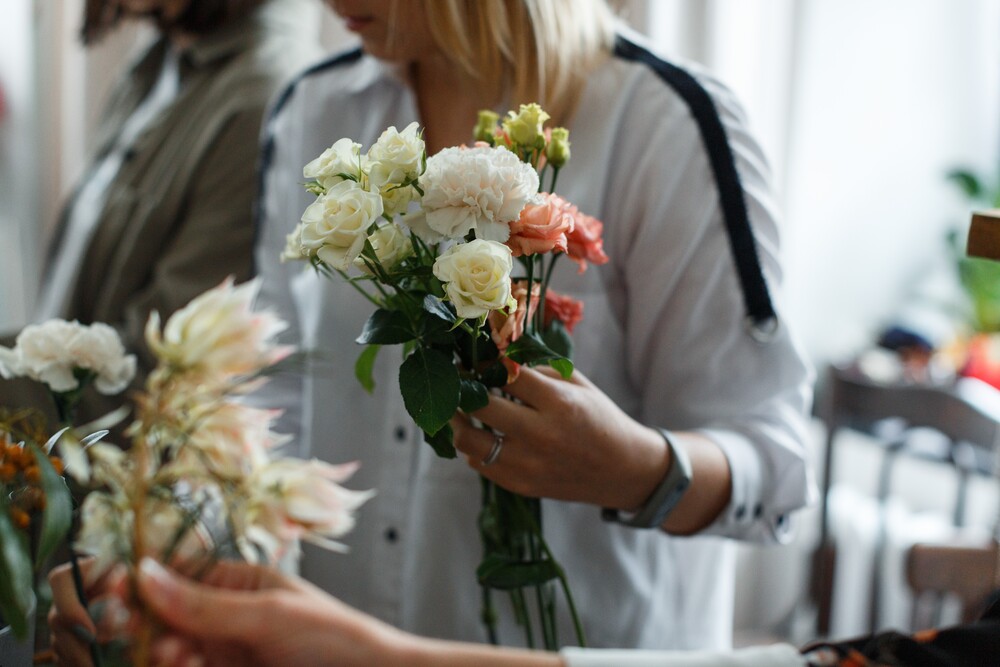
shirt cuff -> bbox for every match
[560,644,806,667]
[697,428,791,543]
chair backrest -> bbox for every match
[811,365,1000,636]
[906,541,1000,628]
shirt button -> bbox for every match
[384,527,398,543]
[753,503,763,518]
[734,504,746,520]
[394,425,407,442]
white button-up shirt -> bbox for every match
[254,33,815,651]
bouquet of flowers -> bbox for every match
[0,280,373,665]
[0,319,135,641]
[283,104,608,649]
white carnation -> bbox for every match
[0,319,136,394]
[420,145,539,242]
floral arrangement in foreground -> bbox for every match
[0,280,373,665]
[282,103,608,649]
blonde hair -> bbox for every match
[418,0,617,124]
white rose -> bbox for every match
[280,223,308,262]
[145,277,290,382]
[420,145,539,242]
[355,222,413,274]
[299,179,384,271]
[303,138,366,190]
[432,239,515,319]
[367,122,424,216]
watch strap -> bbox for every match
[601,429,692,529]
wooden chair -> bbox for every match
[811,364,1000,636]
[906,540,1000,629]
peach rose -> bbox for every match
[488,280,540,353]
[566,212,609,272]
[543,289,584,334]
[506,193,575,257]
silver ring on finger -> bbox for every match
[482,433,504,466]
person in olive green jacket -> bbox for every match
[0,0,323,425]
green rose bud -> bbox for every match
[503,103,550,149]
[474,109,500,144]
[546,127,571,168]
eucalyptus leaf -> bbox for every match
[423,423,456,459]
[354,345,381,393]
[477,555,561,590]
[356,309,414,345]
[28,443,72,567]
[399,347,460,436]
[0,501,33,640]
[459,379,490,413]
[946,168,984,201]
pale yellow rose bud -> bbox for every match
[503,103,550,150]
[474,109,500,144]
[546,127,571,168]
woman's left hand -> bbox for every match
[452,366,668,511]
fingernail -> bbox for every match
[71,624,96,644]
[139,557,172,588]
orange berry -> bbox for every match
[0,463,15,482]
[11,508,30,530]
[24,466,41,484]
[50,457,64,476]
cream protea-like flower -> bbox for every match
[176,402,287,478]
[145,277,290,382]
[238,459,374,562]
[420,145,539,242]
[432,239,515,319]
[0,319,136,394]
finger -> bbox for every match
[51,625,96,667]
[151,635,206,667]
[467,391,537,435]
[452,417,496,463]
[137,558,276,641]
[500,365,578,408]
[49,562,97,634]
[194,560,279,592]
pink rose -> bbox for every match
[543,289,584,334]
[506,193,575,257]
[566,212,609,272]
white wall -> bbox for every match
[782,0,1000,364]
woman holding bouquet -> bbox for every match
[242,0,815,652]
[52,0,812,659]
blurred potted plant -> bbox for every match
[947,167,1000,387]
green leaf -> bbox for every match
[541,320,573,360]
[0,499,34,640]
[28,443,72,568]
[354,345,381,393]
[459,379,490,413]
[423,423,457,459]
[476,554,561,590]
[946,168,984,200]
[506,332,574,379]
[422,294,456,324]
[479,361,509,388]
[399,347,460,436]
[356,309,414,345]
